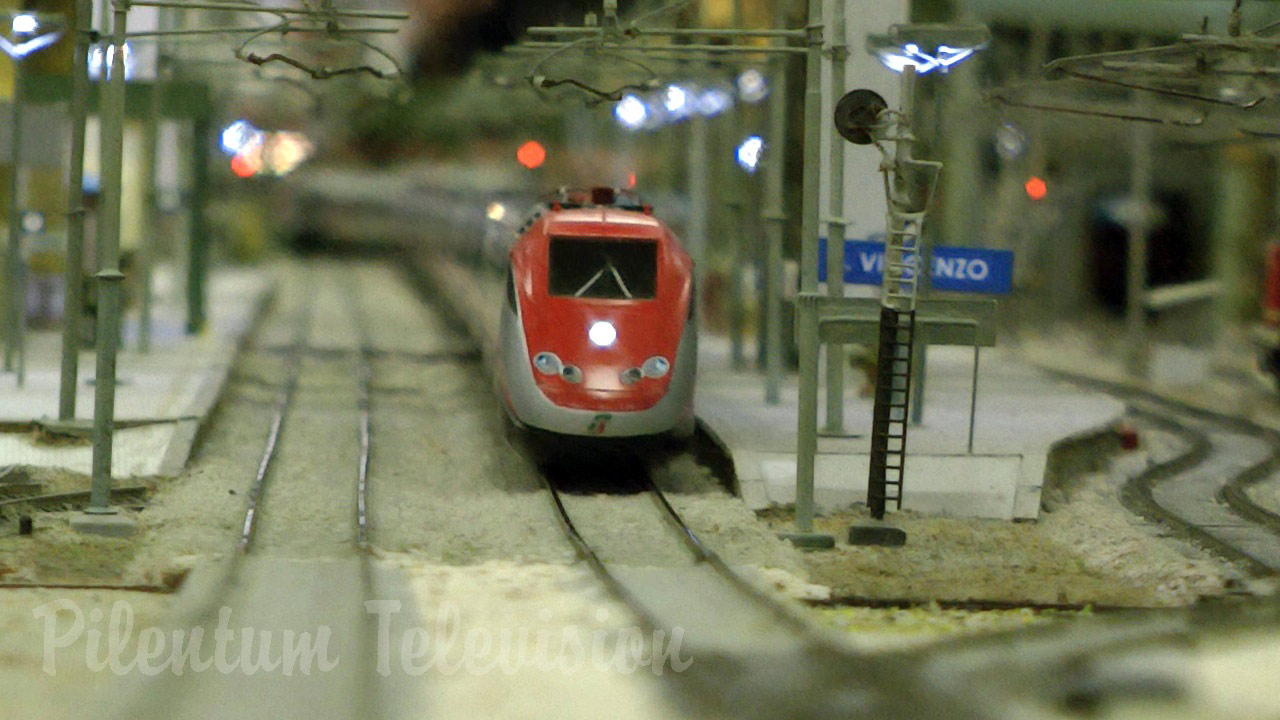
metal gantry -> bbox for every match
[984,3,1280,380]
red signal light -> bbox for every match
[230,153,256,178]
[1025,176,1047,201]
[517,141,546,169]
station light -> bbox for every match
[222,124,312,178]
[87,42,134,80]
[1025,176,1048,201]
[663,84,690,116]
[696,87,733,117]
[875,43,977,75]
[736,135,764,174]
[516,140,546,169]
[588,321,617,348]
[866,28,987,76]
[11,14,37,34]
[19,210,43,234]
[265,132,313,176]
[737,69,768,104]
[615,94,649,130]
[995,122,1028,161]
[0,12,62,59]
[220,120,262,156]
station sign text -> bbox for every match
[817,236,1014,295]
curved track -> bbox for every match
[538,460,996,720]
[541,461,821,642]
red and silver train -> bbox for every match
[498,187,697,443]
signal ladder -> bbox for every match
[868,212,922,519]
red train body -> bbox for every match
[498,188,697,440]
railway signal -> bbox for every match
[792,24,988,545]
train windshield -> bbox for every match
[548,237,658,300]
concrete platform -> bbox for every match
[696,337,1124,520]
[0,265,273,478]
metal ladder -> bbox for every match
[868,212,922,519]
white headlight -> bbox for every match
[533,352,562,375]
[641,356,670,378]
[588,321,617,348]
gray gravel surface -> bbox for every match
[124,257,814,593]
[365,352,577,564]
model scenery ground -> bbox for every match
[0,258,1266,719]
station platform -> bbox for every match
[418,254,1124,521]
[0,265,273,478]
[696,338,1124,520]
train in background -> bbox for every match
[278,162,536,256]
[278,162,689,264]
[498,187,697,445]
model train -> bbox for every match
[497,187,697,445]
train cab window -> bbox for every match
[548,237,657,300]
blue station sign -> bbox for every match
[818,237,1014,295]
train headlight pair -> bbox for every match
[533,352,582,384]
[622,356,671,385]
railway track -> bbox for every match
[532,377,1280,719]
[236,298,314,552]
[107,263,417,720]
[0,485,149,516]
[538,460,996,720]
[542,462,822,641]
[1053,372,1280,575]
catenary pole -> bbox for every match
[87,0,129,513]
[762,0,790,405]
[58,0,93,419]
[793,0,824,533]
[5,58,24,384]
[823,0,847,433]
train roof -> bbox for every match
[517,186,671,239]
[546,207,664,236]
